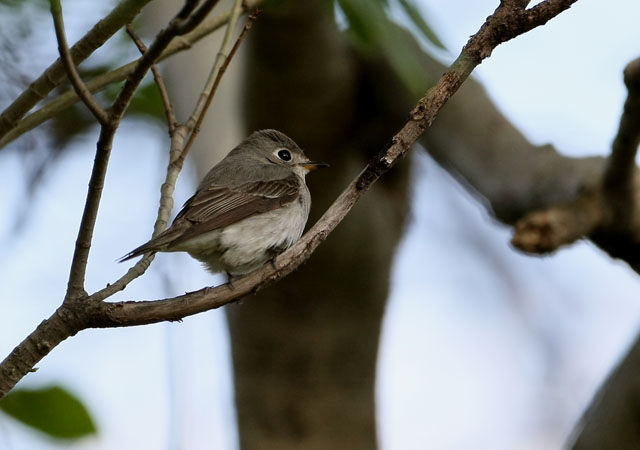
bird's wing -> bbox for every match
[168,174,301,246]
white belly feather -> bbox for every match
[174,188,310,275]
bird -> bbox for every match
[120,129,329,276]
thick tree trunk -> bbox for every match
[227,2,411,449]
[567,332,640,450]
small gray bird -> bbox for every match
[121,129,328,275]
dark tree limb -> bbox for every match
[568,330,640,450]
[511,191,603,253]
[109,0,221,118]
[565,59,640,450]
[508,57,640,271]
[126,24,178,133]
[603,57,640,227]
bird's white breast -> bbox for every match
[178,184,311,275]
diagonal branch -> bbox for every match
[125,24,177,133]
[50,0,110,125]
[463,0,578,62]
[179,4,256,165]
[65,124,117,300]
[108,0,211,118]
[176,0,225,35]
[602,57,640,226]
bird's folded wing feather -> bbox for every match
[168,174,301,246]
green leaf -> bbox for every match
[127,80,166,121]
[104,79,166,123]
[398,0,446,50]
[0,386,97,440]
[336,0,388,48]
[336,0,430,95]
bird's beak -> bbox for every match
[299,161,330,171]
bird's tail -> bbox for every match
[117,240,158,263]
[117,224,186,262]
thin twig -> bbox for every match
[109,0,208,118]
[179,7,257,165]
[92,6,258,301]
[176,0,224,35]
[602,57,640,226]
[89,127,189,303]
[49,0,110,125]
[126,24,177,133]
[182,0,244,140]
[65,124,117,299]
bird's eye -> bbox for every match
[277,149,292,161]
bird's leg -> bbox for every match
[270,255,279,270]
[225,271,236,290]
[268,244,288,271]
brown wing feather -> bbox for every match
[167,175,300,247]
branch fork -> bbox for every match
[512,56,640,265]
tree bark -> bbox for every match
[567,331,640,449]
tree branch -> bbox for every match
[125,24,178,133]
[88,123,188,303]
[50,0,110,125]
[510,56,640,267]
[0,306,86,397]
[179,4,256,165]
[602,57,640,226]
[65,125,117,299]
[511,190,603,252]
[91,0,581,323]
[108,0,213,118]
